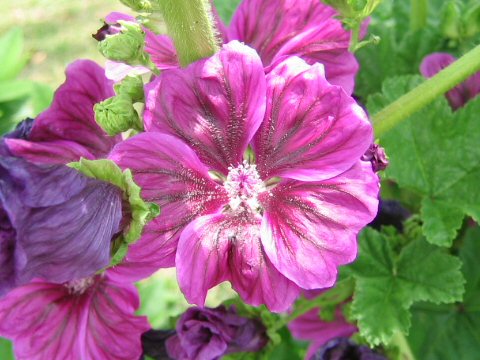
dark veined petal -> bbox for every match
[0,275,150,360]
[6,60,118,164]
[0,157,122,292]
[108,132,228,282]
[228,0,357,93]
[253,56,372,182]
[260,161,379,289]
[176,212,301,312]
[144,41,266,174]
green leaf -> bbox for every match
[69,158,160,265]
[213,0,242,24]
[0,337,14,360]
[29,82,53,115]
[408,227,480,359]
[369,75,480,246]
[0,80,33,102]
[0,27,28,81]
[349,228,465,346]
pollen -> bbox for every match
[223,161,266,212]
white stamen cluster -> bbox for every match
[224,161,266,212]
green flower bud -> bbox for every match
[464,3,480,38]
[119,0,154,12]
[94,93,142,136]
[114,75,145,103]
[97,21,145,63]
[441,1,461,39]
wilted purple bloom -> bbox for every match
[369,199,410,232]
[118,0,360,93]
[0,118,34,156]
[420,53,480,110]
[141,329,176,360]
[166,306,267,360]
[6,60,119,164]
[312,338,387,360]
[289,308,357,359]
[0,156,122,295]
[0,272,150,360]
[361,144,389,172]
[109,41,379,310]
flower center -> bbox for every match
[224,161,265,212]
[64,277,95,295]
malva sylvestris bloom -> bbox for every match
[166,306,268,360]
[0,155,123,296]
[0,272,150,360]
[420,52,480,110]
[6,60,119,165]
[109,41,379,311]
[108,0,359,94]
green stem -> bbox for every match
[372,44,480,137]
[272,278,355,331]
[410,0,428,31]
[157,0,220,66]
[391,331,416,360]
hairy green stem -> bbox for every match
[372,44,480,137]
[272,278,355,331]
[157,0,220,66]
[410,0,428,31]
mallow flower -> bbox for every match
[109,41,379,311]
[0,155,123,296]
[311,338,387,360]
[110,0,360,93]
[5,60,119,164]
[0,272,150,360]
[420,52,480,110]
[166,306,267,360]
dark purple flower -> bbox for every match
[92,22,122,42]
[0,156,123,295]
[369,199,410,232]
[6,60,119,164]
[361,144,389,172]
[420,53,480,110]
[312,338,387,360]
[166,306,267,360]
[0,118,34,156]
[141,329,176,360]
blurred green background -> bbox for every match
[0,0,129,88]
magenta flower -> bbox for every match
[420,53,480,110]
[109,41,379,311]
[0,273,150,360]
[118,0,359,93]
[289,308,357,359]
[6,60,119,164]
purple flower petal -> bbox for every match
[105,60,150,82]
[289,308,357,359]
[253,56,372,182]
[6,60,118,164]
[144,41,266,174]
[145,32,179,70]
[0,274,150,360]
[176,213,301,312]
[260,161,379,289]
[228,0,357,93]
[420,53,480,109]
[0,157,122,293]
[108,132,227,281]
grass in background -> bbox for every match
[1,0,130,88]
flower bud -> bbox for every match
[114,75,145,103]
[440,1,461,40]
[361,143,389,172]
[94,93,141,136]
[166,306,268,360]
[119,0,153,12]
[97,21,146,63]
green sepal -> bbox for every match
[68,158,160,266]
[94,93,143,136]
[98,21,146,63]
[114,75,145,103]
[119,0,154,12]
